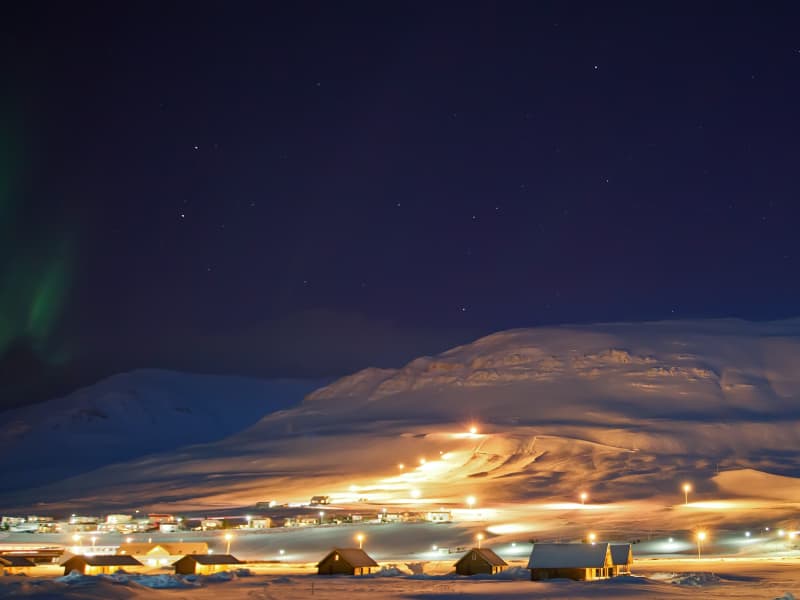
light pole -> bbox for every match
[90,536,97,550]
[696,530,706,560]
[356,533,364,549]
[466,496,476,510]
[72,534,81,551]
[225,533,233,554]
[683,483,692,505]
[588,532,597,545]
[319,511,325,524]
[476,533,484,549]
[580,492,588,505]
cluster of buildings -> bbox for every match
[316,541,633,581]
[0,536,635,582]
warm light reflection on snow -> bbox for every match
[541,502,616,510]
[486,522,532,535]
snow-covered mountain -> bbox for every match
[0,369,320,492]
[3,319,800,514]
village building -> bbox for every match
[61,554,143,576]
[118,542,208,567]
[173,554,242,575]
[317,548,379,576]
[425,510,453,523]
[610,543,633,575]
[285,516,320,527]
[248,517,271,529]
[454,547,508,576]
[527,542,614,581]
[0,555,36,575]
[309,496,330,505]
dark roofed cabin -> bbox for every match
[173,554,242,575]
[610,543,633,575]
[61,554,142,575]
[454,547,508,576]
[317,548,378,576]
[0,555,36,574]
[527,542,613,581]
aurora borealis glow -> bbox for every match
[0,118,73,366]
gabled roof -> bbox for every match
[527,543,610,569]
[118,542,208,556]
[0,555,36,567]
[317,548,378,568]
[610,544,632,565]
[454,547,507,567]
[175,554,242,565]
[62,554,143,567]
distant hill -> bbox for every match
[0,369,321,492]
[3,319,800,514]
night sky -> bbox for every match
[3,2,800,408]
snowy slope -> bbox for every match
[0,369,320,492]
[3,319,800,515]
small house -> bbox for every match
[527,542,613,581]
[426,510,452,523]
[61,554,143,575]
[317,548,378,576]
[310,495,330,505]
[118,542,208,567]
[173,554,242,575]
[454,547,507,576]
[610,544,633,575]
[0,555,36,574]
[249,518,271,529]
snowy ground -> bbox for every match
[1,559,799,599]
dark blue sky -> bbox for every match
[3,2,800,406]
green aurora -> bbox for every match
[0,116,73,363]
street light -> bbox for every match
[319,511,325,524]
[72,534,81,550]
[476,533,484,549]
[90,536,97,549]
[696,530,706,560]
[588,532,597,545]
[225,533,233,554]
[469,425,478,435]
[580,492,588,505]
[466,496,476,509]
[356,533,364,549]
[683,483,692,505]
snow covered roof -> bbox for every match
[118,542,208,556]
[454,547,507,567]
[610,544,632,565]
[527,543,610,569]
[175,554,242,565]
[317,548,379,568]
[62,554,142,567]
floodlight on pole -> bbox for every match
[476,533,484,549]
[466,496,476,509]
[588,532,597,545]
[696,530,706,560]
[356,533,364,549]
[683,483,692,505]
[225,533,233,554]
[580,492,588,505]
